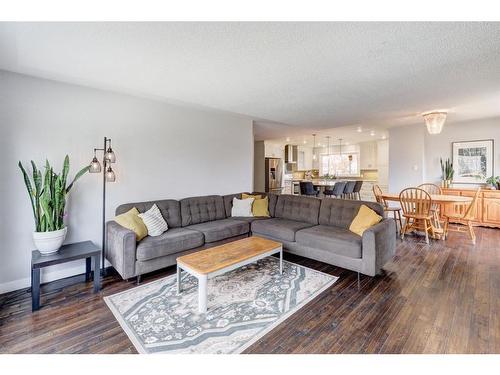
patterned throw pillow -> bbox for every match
[138,204,169,237]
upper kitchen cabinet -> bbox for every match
[359,141,377,170]
[297,145,313,170]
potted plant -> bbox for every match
[19,156,89,255]
[485,176,499,190]
[440,158,454,188]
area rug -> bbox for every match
[104,257,337,354]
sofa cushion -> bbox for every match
[251,218,314,242]
[187,218,250,243]
[274,195,321,225]
[319,198,384,229]
[136,228,204,261]
[116,199,182,228]
[295,225,362,258]
[180,195,226,226]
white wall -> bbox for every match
[389,118,500,192]
[0,71,254,293]
[388,125,426,192]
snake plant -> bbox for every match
[18,156,89,232]
[440,157,454,181]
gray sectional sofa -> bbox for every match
[106,193,395,281]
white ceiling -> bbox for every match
[2,22,500,140]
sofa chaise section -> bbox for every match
[294,198,395,276]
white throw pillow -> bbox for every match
[138,204,169,236]
[231,197,255,217]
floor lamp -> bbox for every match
[89,137,116,275]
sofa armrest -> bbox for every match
[106,221,137,279]
[361,218,396,276]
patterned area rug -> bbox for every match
[104,257,338,353]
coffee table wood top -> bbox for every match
[177,236,282,275]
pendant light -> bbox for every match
[312,134,317,161]
[326,136,331,175]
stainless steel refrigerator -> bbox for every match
[265,157,283,193]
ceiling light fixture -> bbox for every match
[286,137,290,142]
[370,130,375,136]
[423,111,447,134]
[357,127,362,133]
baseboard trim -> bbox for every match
[0,261,111,295]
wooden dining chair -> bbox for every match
[373,184,403,233]
[418,183,443,232]
[443,189,481,245]
[399,187,434,244]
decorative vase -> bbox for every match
[32,227,67,255]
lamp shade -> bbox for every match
[423,112,447,134]
[105,166,116,182]
[89,157,101,173]
[104,147,116,163]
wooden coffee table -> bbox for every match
[176,236,283,314]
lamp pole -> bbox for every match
[89,137,116,275]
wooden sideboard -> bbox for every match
[441,188,500,228]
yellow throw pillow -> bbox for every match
[252,196,270,217]
[349,205,383,236]
[114,207,148,241]
[242,193,262,200]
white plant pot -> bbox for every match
[33,227,67,255]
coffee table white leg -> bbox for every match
[198,275,208,314]
[279,248,283,274]
[176,265,182,293]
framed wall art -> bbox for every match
[452,139,494,184]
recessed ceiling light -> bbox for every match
[303,140,307,144]
[286,137,290,142]
[370,130,375,136]
[357,127,362,133]
[381,135,387,140]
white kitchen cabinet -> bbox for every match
[360,141,377,170]
[376,139,389,187]
[297,146,313,170]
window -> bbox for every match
[320,152,360,177]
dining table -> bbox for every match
[380,193,473,239]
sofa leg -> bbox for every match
[357,272,361,290]
[136,275,141,285]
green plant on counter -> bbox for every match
[486,175,500,187]
[440,158,454,181]
[322,173,337,180]
[18,155,89,232]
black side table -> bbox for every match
[31,241,101,311]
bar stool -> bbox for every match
[352,180,363,200]
[299,181,320,197]
[343,181,356,199]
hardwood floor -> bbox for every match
[1,227,499,354]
